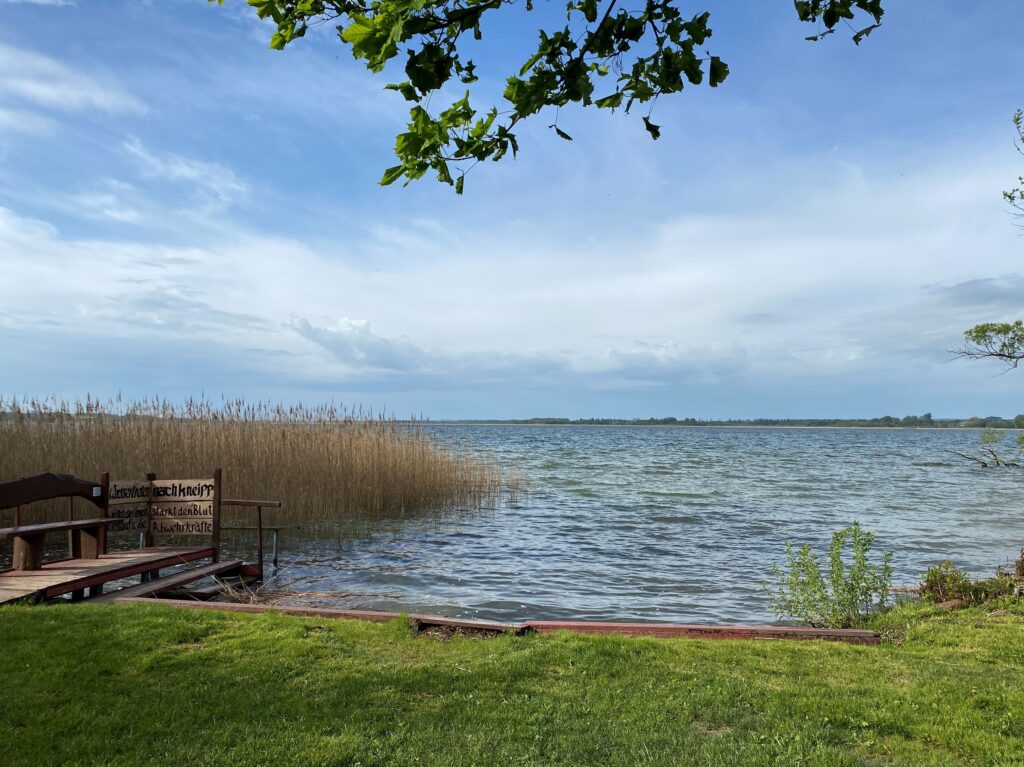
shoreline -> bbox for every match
[432,422,1010,430]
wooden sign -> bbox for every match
[151,479,214,537]
[107,480,153,535]
[106,477,218,537]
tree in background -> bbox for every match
[959,111,1024,369]
[217,0,884,192]
[958,321,1024,369]
[1002,109,1024,219]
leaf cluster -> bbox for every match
[765,522,893,629]
[960,320,1024,368]
[1003,109,1024,215]
[215,0,885,192]
[793,0,883,43]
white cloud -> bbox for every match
[0,42,144,114]
[289,318,428,373]
[65,191,141,223]
[123,138,248,208]
[0,106,55,134]
[1,127,1023,414]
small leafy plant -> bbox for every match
[765,523,893,628]
[920,561,1018,605]
[920,561,972,603]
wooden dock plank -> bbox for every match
[0,546,215,604]
[526,621,880,645]
[90,560,243,603]
[103,600,877,645]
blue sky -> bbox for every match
[1,0,1023,418]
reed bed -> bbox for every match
[0,396,519,529]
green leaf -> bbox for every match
[379,165,405,186]
[385,81,419,102]
[594,93,623,109]
[642,116,661,140]
[551,125,573,141]
[852,22,881,45]
[709,56,729,87]
[455,175,465,195]
[519,50,544,76]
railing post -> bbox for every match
[256,504,264,578]
[144,472,157,548]
[99,472,110,555]
[66,496,74,557]
[211,468,222,563]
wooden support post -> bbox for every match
[256,504,264,578]
[211,468,222,563]
[74,525,102,559]
[12,533,44,570]
[141,472,157,582]
[99,472,109,555]
[66,496,74,557]
[144,472,156,549]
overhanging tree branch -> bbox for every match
[955,321,1024,369]
[214,0,885,193]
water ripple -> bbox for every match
[263,426,1024,625]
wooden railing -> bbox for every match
[220,499,293,573]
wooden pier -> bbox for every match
[0,470,269,605]
[0,546,215,604]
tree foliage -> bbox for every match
[1003,109,1024,217]
[216,0,885,192]
[957,321,1024,369]
[960,113,1024,367]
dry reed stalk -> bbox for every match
[0,395,520,529]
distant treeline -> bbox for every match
[450,413,1024,429]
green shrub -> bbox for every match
[920,561,972,603]
[968,574,1017,603]
[920,561,1017,605]
[765,523,893,628]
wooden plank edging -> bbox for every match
[526,620,880,645]
[109,598,880,644]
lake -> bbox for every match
[266,425,1024,624]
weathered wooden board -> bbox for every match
[526,621,881,645]
[90,560,243,603]
[100,601,879,645]
[0,546,215,604]
[107,480,153,536]
[106,503,148,534]
[107,478,216,537]
[108,480,153,506]
[150,479,215,503]
[0,472,103,510]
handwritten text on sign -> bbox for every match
[107,480,152,534]
[108,479,216,537]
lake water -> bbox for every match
[267,426,1024,624]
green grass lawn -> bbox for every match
[1,601,1022,767]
